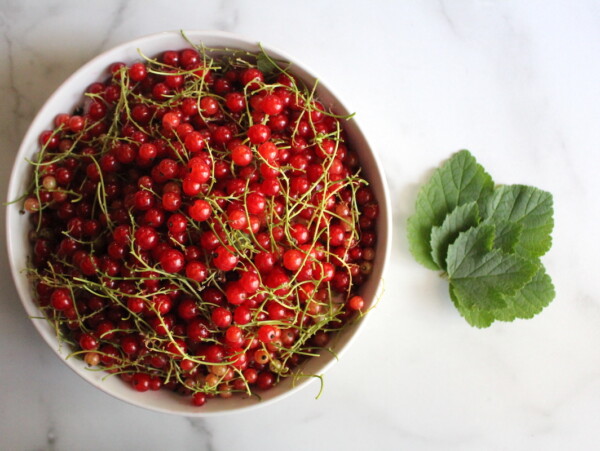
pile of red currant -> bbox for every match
[23,44,378,406]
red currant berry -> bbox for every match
[247,124,271,145]
[134,226,159,250]
[160,248,185,273]
[256,371,275,390]
[225,282,247,306]
[348,295,365,311]
[231,144,253,166]
[211,307,232,328]
[189,199,212,222]
[131,373,151,392]
[257,325,277,343]
[213,246,238,272]
[283,249,304,272]
[233,305,252,325]
[185,260,208,282]
[50,288,72,311]
[184,131,206,153]
[79,333,98,350]
[129,62,147,82]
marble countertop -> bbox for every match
[1,1,599,449]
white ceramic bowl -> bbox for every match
[6,30,392,416]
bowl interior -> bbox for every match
[6,30,391,415]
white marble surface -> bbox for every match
[1,0,599,449]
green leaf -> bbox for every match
[494,265,555,321]
[482,185,554,258]
[256,49,280,75]
[407,150,494,270]
[449,284,495,328]
[446,224,538,311]
[430,201,480,270]
[450,265,555,327]
[488,220,523,253]
[407,150,555,328]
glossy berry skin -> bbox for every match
[254,251,276,273]
[79,333,98,350]
[257,325,277,343]
[121,335,139,355]
[283,249,304,272]
[239,270,259,293]
[256,371,275,390]
[258,141,278,162]
[192,392,206,406]
[200,97,219,116]
[247,124,271,144]
[185,261,207,282]
[314,261,335,282]
[177,298,199,320]
[246,192,266,215]
[134,226,158,250]
[228,209,248,230]
[162,112,180,130]
[187,159,210,184]
[260,94,284,115]
[225,282,247,305]
[50,288,73,311]
[233,305,252,325]
[224,325,243,346]
[241,68,264,89]
[225,92,246,112]
[204,344,225,363]
[348,295,365,311]
[131,373,151,392]
[162,192,181,211]
[187,318,210,341]
[213,246,238,272]
[231,144,253,166]
[129,62,147,82]
[189,199,212,221]
[184,131,205,153]
[212,307,232,328]
[160,248,185,273]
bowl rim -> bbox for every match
[5,29,393,416]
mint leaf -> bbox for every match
[482,185,554,258]
[430,201,480,269]
[446,224,538,311]
[494,265,555,321]
[449,285,495,328]
[407,150,494,270]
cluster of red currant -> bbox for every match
[24,44,378,406]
